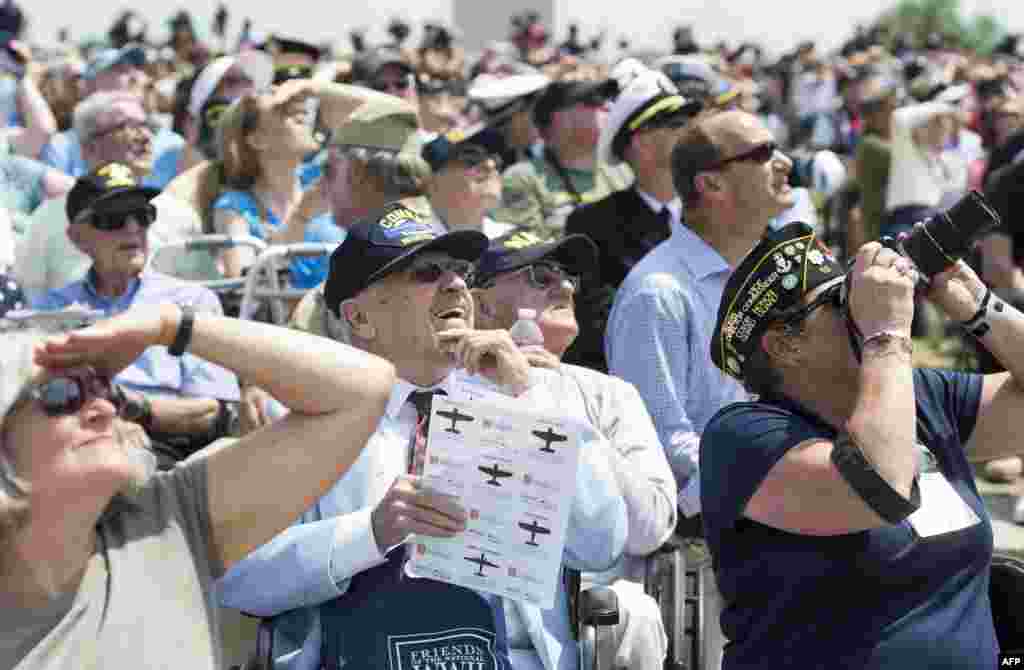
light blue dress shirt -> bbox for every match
[605,219,748,515]
[39,126,185,189]
[31,270,240,401]
[217,369,627,670]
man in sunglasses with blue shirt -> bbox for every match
[222,202,628,670]
[29,163,240,465]
[606,110,795,667]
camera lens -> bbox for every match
[899,191,1001,278]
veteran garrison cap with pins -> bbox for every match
[711,222,844,381]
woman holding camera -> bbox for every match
[1,304,393,668]
[700,221,1024,669]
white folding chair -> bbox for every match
[239,243,338,325]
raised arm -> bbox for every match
[926,258,1024,462]
[39,305,395,573]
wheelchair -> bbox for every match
[238,242,338,325]
[990,551,1024,652]
[644,523,719,670]
[146,234,268,318]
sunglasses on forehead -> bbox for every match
[711,141,778,169]
[20,368,124,417]
[399,256,476,285]
[80,204,157,231]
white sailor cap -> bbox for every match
[188,50,274,119]
[597,68,702,166]
[468,71,551,123]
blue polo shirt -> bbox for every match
[31,270,240,401]
[700,368,996,669]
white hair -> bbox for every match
[73,91,145,144]
[325,296,355,345]
[333,145,426,199]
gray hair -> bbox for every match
[324,295,354,345]
[73,91,145,144]
[334,145,427,199]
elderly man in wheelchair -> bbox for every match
[219,204,633,670]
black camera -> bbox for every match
[841,190,1001,359]
[886,190,1002,279]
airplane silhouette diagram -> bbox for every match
[436,407,475,434]
[532,427,568,453]
[465,552,499,577]
[478,463,514,486]
[518,520,551,546]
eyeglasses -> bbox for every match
[476,262,579,292]
[454,151,503,178]
[372,73,414,94]
[711,141,778,169]
[89,119,161,142]
[775,281,844,327]
[83,204,157,232]
[21,368,123,417]
[401,256,476,285]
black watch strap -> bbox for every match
[168,305,196,357]
[830,433,922,524]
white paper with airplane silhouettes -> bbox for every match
[405,393,582,609]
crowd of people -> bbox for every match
[3,1,1024,669]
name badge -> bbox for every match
[906,471,981,538]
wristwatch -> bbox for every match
[116,385,154,430]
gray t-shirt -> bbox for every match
[2,461,223,669]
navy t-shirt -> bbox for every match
[700,368,996,669]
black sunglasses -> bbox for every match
[22,368,123,417]
[86,204,157,232]
[713,141,778,168]
[401,256,476,285]
[476,262,578,292]
[775,281,844,326]
[372,73,414,93]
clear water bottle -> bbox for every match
[508,308,545,348]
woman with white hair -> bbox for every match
[0,303,394,668]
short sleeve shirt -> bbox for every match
[700,368,996,670]
[0,155,48,239]
[0,462,224,669]
[211,190,341,289]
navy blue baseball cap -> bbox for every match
[323,202,488,312]
[475,229,598,285]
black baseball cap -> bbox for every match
[421,123,493,172]
[66,162,160,223]
[532,79,618,128]
[323,202,488,313]
[475,229,598,285]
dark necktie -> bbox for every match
[401,388,510,661]
[406,389,448,475]
[639,206,672,256]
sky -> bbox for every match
[19,0,1024,59]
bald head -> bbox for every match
[671,110,764,206]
